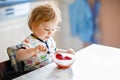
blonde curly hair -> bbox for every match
[28,1,61,31]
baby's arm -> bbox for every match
[16,45,47,61]
[56,48,75,54]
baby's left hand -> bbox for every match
[67,48,75,54]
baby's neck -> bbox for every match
[31,34,45,42]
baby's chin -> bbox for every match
[45,36,50,39]
[42,38,49,41]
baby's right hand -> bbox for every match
[35,45,48,53]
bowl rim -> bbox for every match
[53,53,75,60]
[52,53,75,66]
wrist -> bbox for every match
[30,48,37,57]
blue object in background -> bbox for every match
[69,0,100,43]
[0,0,37,7]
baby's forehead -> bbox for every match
[44,25,58,29]
[41,21,57,27]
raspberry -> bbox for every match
[56,54,63,60]
[64,56,72,60]
[56,54,72,60]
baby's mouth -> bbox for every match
[45,36,50,39]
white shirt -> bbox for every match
[21,34,56,71]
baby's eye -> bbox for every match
[51,29,55,31]
[44,29,49,31]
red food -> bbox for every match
[56,54,72,60]
[56,54,63,60]
[64,56,72,60]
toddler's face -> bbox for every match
[33,21,57,41]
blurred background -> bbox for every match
[54,0,120,50]
[0,0,120,61]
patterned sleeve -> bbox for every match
[21,38,31,49]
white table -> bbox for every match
[13,44,120,80]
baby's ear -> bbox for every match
[31,22,38,31]
[31,25,35,31]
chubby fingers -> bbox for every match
[67,48,75,54]
[36,45,48,53]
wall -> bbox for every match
[0,3,32,63]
